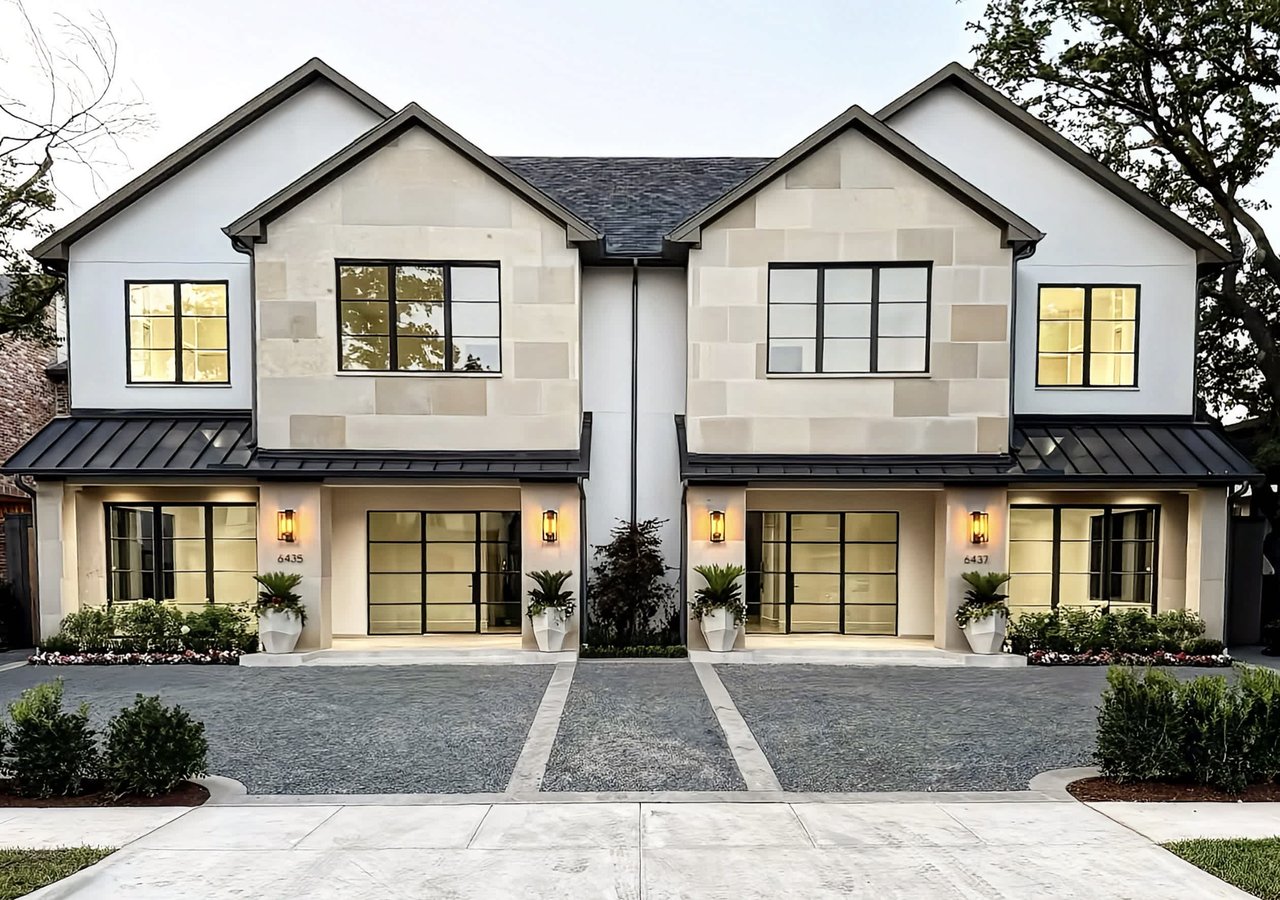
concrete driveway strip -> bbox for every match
[19,799,1255,899]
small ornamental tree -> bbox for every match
[588,518,676,646]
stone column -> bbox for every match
[1185,486,1229,641]
[33,480,77,639]
[520,482,583,651]
[256,482,332,650]
[934,485,1009,652]
[686,485,747,650]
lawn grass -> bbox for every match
[1164,837,1280,899]
[0,847,114,899]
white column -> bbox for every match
[521,483,583,650]
[256,482,332,650]
[33,481,78,639]
[1185,486,1229,640]
[686,485,747,650]
[934,486,1009,652]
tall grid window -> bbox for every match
[1008,505,1157,615]
[746,511,898,634]
[127,282,229,383]
[338,262,500,372]
[106,504,257,610]
[767,263,930,374]
[1037,285,1138,386]
[367,511,520,634]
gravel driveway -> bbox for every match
[542,661,744,792]
[718,664,1120,792]
[0,665,552,794]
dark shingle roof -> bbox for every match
[499,157,771,256]
[678,416,1258,484]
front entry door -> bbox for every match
[367,511,521,634]
[746,511,899,635]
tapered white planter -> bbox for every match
[258,610,304,654]
[961,611,1008,655]
[700,608,739,652]
[531,608,568,652]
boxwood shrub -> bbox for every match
[1007,608,1223,658]
[102,695,208,797]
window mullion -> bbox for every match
[173,283,185,384]
[443,266,454,373]
[205,506,215,604]
[838,512,846,634]
[1081,286,1093,387]
[388,266,399,372]
[814,267,825,374]
[1050,508,1061,610]
[869,267,881,373]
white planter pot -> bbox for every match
[258,609,304,654]
[700,607,739,652]
[961,611,1008,655]
[531,607,568,652]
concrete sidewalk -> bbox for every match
[12,798,1259,899]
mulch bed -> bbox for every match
[0,780,209,808]
[1069,776,1280,802]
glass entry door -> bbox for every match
[746,511,898,634]
[367,511,521,634]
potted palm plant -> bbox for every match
[527,570,575,652]
[253,572,306,654]
[956,571,1011,654]
[692,563,746,652]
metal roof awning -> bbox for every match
[4,413,591,481]
[678,416,1258,484]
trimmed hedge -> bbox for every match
[578,644,689,659]
[36,602,257,662]
[1096,665,1280,793]
[1008,608,1227,663]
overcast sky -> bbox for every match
[16,0,979,225]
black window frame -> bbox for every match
[1034,283,1140,388]
[366,510,521,635]
[104,502,257,606]
[765,261,933,375]
[335,259,502,374]
[124,280,231,385]
[1009,504,1159,613]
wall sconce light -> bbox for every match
[542,509,558,543]
[277,509,296,543]
[969,510,990,545]
[709,509,726,543]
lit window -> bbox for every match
[338,262,500,372]
[767,264,929,374]
[1037,285,1137,386]
[127,282,229,384]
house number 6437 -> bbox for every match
[277,553,304,564]
[963,554,989,565]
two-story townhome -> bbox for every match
[6,59,1255,656]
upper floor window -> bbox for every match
[338,262,500,373]
[1037,285,1137,387]
[127,282,229,384]
[767,263,930,374]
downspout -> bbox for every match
[228,235,259,447]
[630,258,640,524]
[1008,240,1038,453]
[579,476,589,644]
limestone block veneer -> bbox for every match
[253,127,581,452]
[687,128,1014,456]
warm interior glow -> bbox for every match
[277,509,296,543]
[969,510,990,545]
[542,509,558,543]
[709,509,726,543]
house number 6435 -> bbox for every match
[277,553,304,564]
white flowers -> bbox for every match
[180,625,191,634]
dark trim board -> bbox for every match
[31,58,393,267]
[877,62,1230,267]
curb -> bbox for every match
[1027,766,1099,799]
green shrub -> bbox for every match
[1181,675,1255,793]
[1183,637,1226,656]
[1155,609,1207,650]
[526,570,576,620]
[114,601,185,652]
[1007,607,1209,657]
[101,695,207,797]
[36,634,78,655]
[253,572,306,623]
[691,564,747,623]
[1095,667,1187,783]
[1238,665,1280,781]
[2,680,97,798]
[578,644,688,658]
[183,604,257,654]
[58,608,115,653]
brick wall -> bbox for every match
[0,330,60,500]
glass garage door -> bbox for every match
[367,511,521,634]
[746,511,898,635]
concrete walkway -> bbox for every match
[10,797,1259,898]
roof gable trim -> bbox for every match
[666,104,1043,249]
[877,62,1230,265]
[225,103,601,247]
[31,58,393,266]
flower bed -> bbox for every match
[29,648,244,666]
[1028,649,1232,667]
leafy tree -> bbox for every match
[1,1,151,342]
[587,518,677,646]
[969,0,1280,555]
